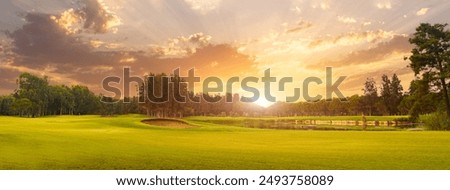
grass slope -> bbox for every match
[0,115,449,169]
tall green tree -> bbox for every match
[15,73,50,117]
[399,76,439,118]
[380,74,404,115]
[407,23,450,117]
[390,74,404,114]
[347,95,362,115]
[12,98,32,117]
[11,73,100,117]
[380,74,391,115]
[71,85,99,115]
[362,78,378,115]
[49,85,75,115]
[0,95,15,115]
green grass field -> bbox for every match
[1,115,449,169]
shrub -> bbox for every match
[420,112,450,131]
[393,116,417,128]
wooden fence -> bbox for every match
[293,120,412,127]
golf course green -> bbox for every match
[1,115,449,169]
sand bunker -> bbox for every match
[141,118,195,128]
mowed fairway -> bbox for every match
[1,115,450,169]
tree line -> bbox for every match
[0,71,443,119]
[0,73,141,117]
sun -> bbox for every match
[254,97,274,108]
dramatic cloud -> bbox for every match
[308,35,412,69]
[50,0,121,34]
[2,8,131,92]
[4,0,122,71]
[6,12,124,71]
[416,8,429,16]
[50,9,83,35]
[286,20,313,33]
[308,30,395,49]
[3,8,255,93]
[8,12,90,66]
[79,0,121,33]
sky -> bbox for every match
[0,0,449,104]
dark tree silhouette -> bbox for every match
[406,23,450,117]
[362,78,378,116]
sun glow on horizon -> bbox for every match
[254,97,275,108]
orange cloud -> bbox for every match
[308,35,412,69]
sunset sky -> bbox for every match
[0,0,449,103]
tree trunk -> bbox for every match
[440,77,450,117]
